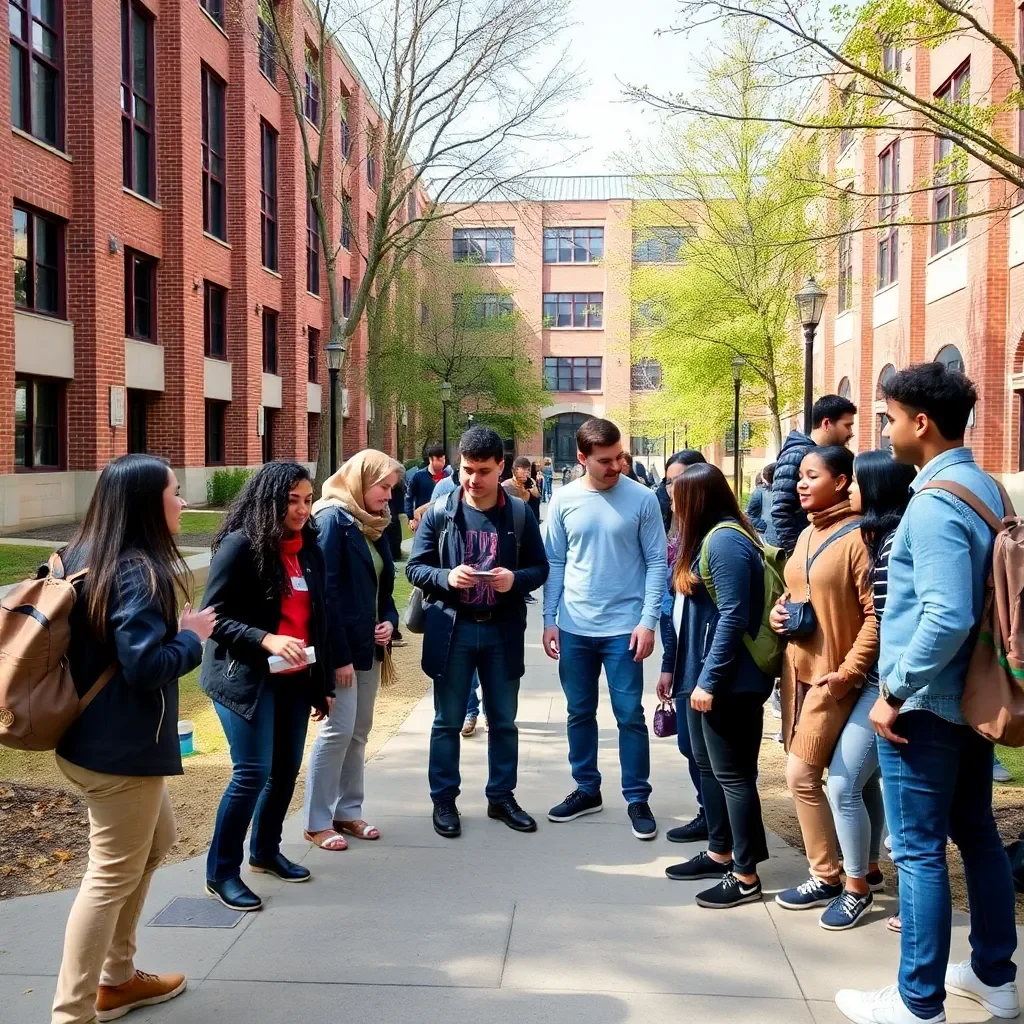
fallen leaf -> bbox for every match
[52,850,71,863]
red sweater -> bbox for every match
[277,535,311,672]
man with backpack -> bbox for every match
[835,363,1019,1024]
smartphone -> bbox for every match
[268,646,317,674]
[471,570,496,579]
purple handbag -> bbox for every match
[653,700,677,738]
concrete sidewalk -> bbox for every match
[0,604,1011,1023]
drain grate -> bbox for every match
[148,896,246,929]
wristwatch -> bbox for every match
[880,682,904,709]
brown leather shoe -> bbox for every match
[96,970,187,1021]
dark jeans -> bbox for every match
[207,676,311,882]
[675,696,703,811]
[429,617,520,803]
[558,631,651,804]
[879,710,1017,1019]
[687,694,767,875]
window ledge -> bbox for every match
[12,127,71,162]
[15,308,71,326]
[874,281,899,298]
[262,266,282,279]
[199,6,229,38]
[544,327,605,332]
[126,335,158,344]
[259,69,278,89]
[16,465,66,474]
[928,236,968,265]
[122,187,161,210]
[204,231,231,250]
[835,309,852,319]
[454,261,516,267]
[307,291,322,300]
[304,116,321,134]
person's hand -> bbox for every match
[769,593,791,634]
[261,633,306,666]
[447,564,478,589]
[813,671,845,696]
[629,625,655,662]
[543,625,560,660]
[869,694,907,745]
[311,695,334,722]
[180,603,216,642]
[335,664,355,688]
[410,516,420,532]
[656,671,674,703]
[374,622,394,645]
[690,686,713,712]
[490,567,515,593]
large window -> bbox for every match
[631,358,662,390]
[262,408,275,463]
[257,10,275,80]
[877,141,900,289]
[543,227,604,263]
[9,0,62,148]
[633,226,689,263]
[454,293,513,325]
[453,227,514,264]
[121,0,154,199]
[934,64,970,253]
[127,389,148,454]
[543,356,602,392]
[124,249,156,341]
[200,0,223,24]
[307,166,320,295]
[882,43,902,77]
[340,94,351,159]
[262,308,278,373]
[341,192,351,249]
[201,67,226,240]
[936,344,965,372]
[13,204,62,316]
[308,326,319,382]
[542,292,603,329]
[367,146,378,190]
[304,45,320,124]
[838,229,853,312]
[342,276,352,317]
[838,84,855,155]
[205,400,225,465]
[204,281,226,358]
[15,376,62,469]
[260,121,278,271]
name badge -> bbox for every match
[291,575,309,592]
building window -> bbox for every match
[882,43,902,77]
[262,407,275,463]
[341,192,351,249]
[204,281,226,358]
[9,0,62,148]
[308,412,320,462]
[934,63,970,253]
[407,190,416,222]
[453,227,514,264]
[205,400,226,465]
[262,308,278,373]
[14,376,62,469]
[200,0,223,24]
[877,141,899,289]
[936,344,965,372]
[127,389,148,454]
[632,226,690,263]
[454,293,513,326]
[307,166,320,295]
[838,376,852,399]
[876,363,896,401]
[124,249,156,341]
[304,45,320,124]
[542,292,604,329]
[543,357,603,392]
[257,11,276,80]
[342,277,352,317]
[201,66,227,240]
[543,227,604,263]
[340,94,350,158]
[838,229,853,312]
[13,204,62,316]
[260,120,278,271]
[367,145,378,190]
[838,83,855,155]
[121,0,154,199]
[631,358,662,390]
[308,326,319,382]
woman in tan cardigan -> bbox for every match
[768,445,878,911]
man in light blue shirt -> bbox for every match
[542,417,666,840]
[836,363,1018,1024]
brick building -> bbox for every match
[2,0,382,530]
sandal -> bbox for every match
[886,915,901,933]
[303,829,348,851]
[334,819,381,841]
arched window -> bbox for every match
[876,363,896,401]
[837,377,851,399]
[936,344,965,372]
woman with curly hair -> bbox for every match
[201,462,334,912]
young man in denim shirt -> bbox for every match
[836,363,1018,1024]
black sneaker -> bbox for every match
[487,796,537,832]
[666,811,709,843]
[627,801,658,840]
[248,853,310,883]
[666,850,733,881]
[548,789,603,822]
[695,873,763,909]
[432,800,461,838]
[866,869,885,892]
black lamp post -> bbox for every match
[440,380,452,461]
[325,330,346,474]
[795,276,827,434]
[731,355,745,496]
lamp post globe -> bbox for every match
[795,276,827,433]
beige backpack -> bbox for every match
[0,552,116,751]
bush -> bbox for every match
[403,458,422,473]
[207,468,253,508]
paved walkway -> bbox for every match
[0,604,1012,1023]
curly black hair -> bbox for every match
[212,461,315,600]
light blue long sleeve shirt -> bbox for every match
[543,475,667,636]
[880,447,1002,723]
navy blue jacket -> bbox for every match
[765,430,813,554]
[58,552,203,777]
[746,485,768,533]
[315,505,399,673]
[405,488,549,680]
[660,521,771,698]
[405,467,445,519]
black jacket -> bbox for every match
[315,506,399,673]
[656,480,673,534]
[765,430,814,554]
[58,553,203,777]
[405,488,549,680]
[199,530,334,721]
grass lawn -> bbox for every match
[402,517,413,541]
[179,510,224,534]
[996,745,1024,784]
[0,544,56,585]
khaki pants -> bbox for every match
[51,757,176,1024]
[785,753,841,885]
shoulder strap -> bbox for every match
[510,495,526,545]
[804,520,862,595]
[700,522,760,605]
[919,481,1007,534]
[78,662,119,715]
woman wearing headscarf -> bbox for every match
[303,450,403,851]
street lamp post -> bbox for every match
[731,356,745,497]
[795,276,827,434]
[440,380,452,461]
[325,330,346,474]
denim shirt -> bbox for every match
[880,447,1002,723]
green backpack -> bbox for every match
[699,522,787,677]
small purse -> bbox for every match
[653,700,677,738]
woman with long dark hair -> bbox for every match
[202,462,334,912]
[52,455,215,1024]
[657,463,773,908]
[819,451,915,930]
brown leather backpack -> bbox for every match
[0,552,116,751]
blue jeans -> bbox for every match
[827,683,885,879]
[207,678,311,882]
[676,695,703,810]
[558,631,651,804]
[465,672,483,718]
[430,618,519,803]
[879,710,1017,1018]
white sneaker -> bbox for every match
[994,759,1013,783]
[945,960,1020,1018]
[835,985,945,1024]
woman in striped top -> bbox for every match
[820,451,916,931]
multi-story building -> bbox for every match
[2,0,382,530]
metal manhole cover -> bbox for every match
[148,896,247,929]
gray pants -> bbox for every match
[304,662,381,831]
